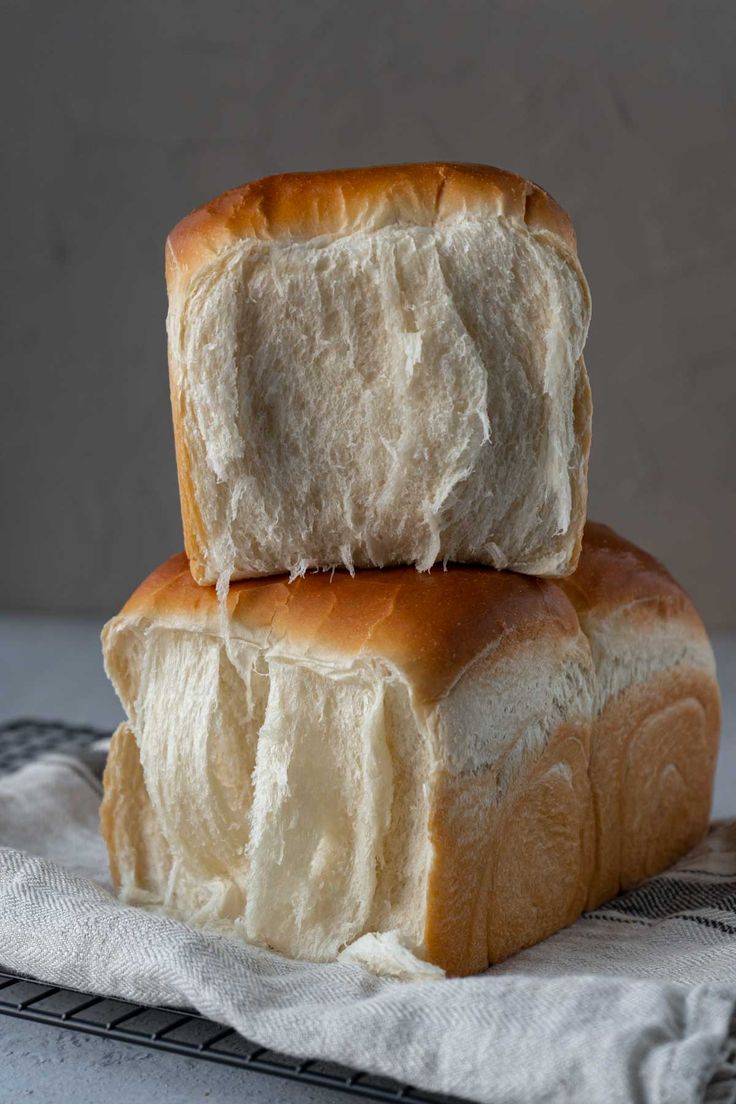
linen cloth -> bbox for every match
[0,735,735,1104]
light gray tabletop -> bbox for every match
[0,612,734,1103]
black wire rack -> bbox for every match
[0,719,462,1104]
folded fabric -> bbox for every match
[0,740,735,1104]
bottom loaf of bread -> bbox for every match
[100,523,720,977]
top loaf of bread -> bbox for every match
[166,163,592,586]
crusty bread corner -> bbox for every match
[560,523,718,725]
[165,163,584,295]
[559,521,707,627]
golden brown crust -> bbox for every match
[586,667,720,909]
[425,664,720,975]
[166,163,579,294]
[165,161,582,300]
[564,359,593,574]
[559,521,704,628]
[425,720,594,975]
[116,553,580,707]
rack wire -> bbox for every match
[0,719,461,1103]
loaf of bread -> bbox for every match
[166,163,592,588]
[100,524,718,976]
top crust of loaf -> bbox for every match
[560,522,706,630]
[166,163,579,293]
[115,553,579,708]
[113,522,714,714]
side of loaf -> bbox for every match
[166,162,592,587]
[558,523,721,910]
[100,524,719,977]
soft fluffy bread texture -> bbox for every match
[101,523,719,976]
[166,163,592,586]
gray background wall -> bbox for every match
[1,0,734,624]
